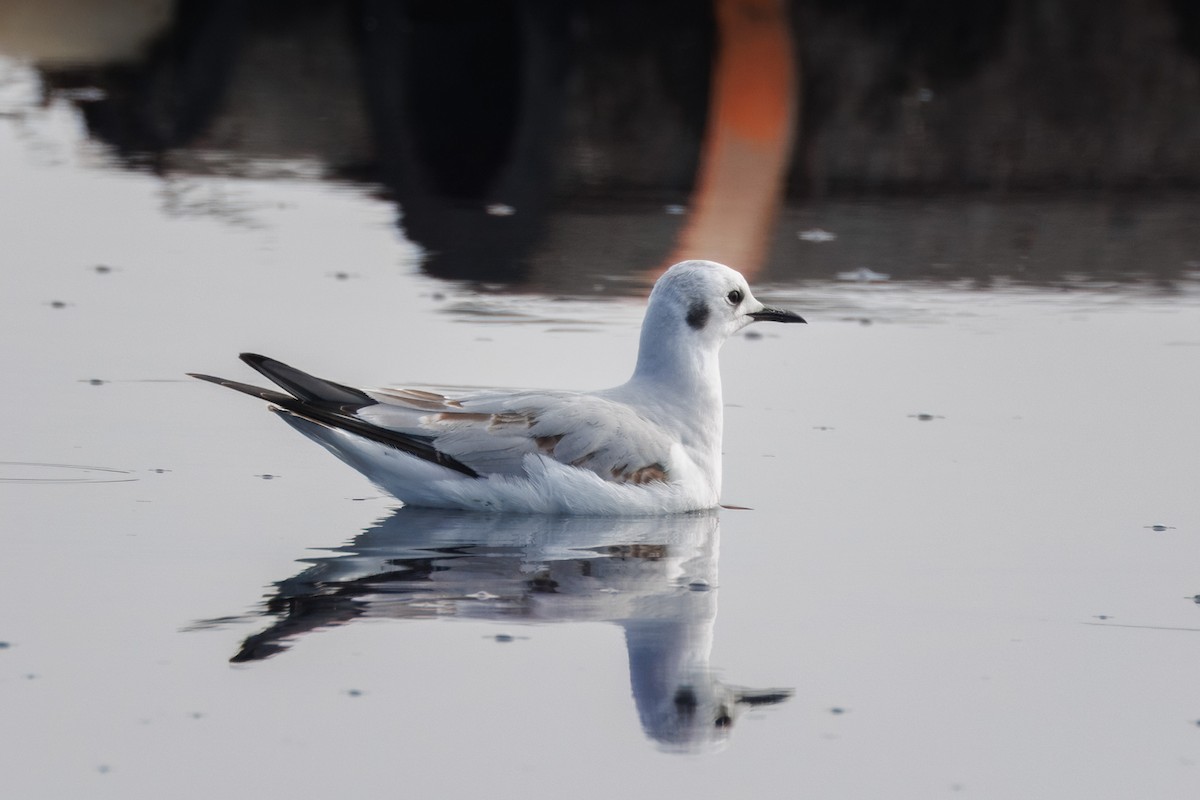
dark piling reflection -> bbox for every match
[213,507,791,752]
[6,0,1199,288]
[20,0,715,283]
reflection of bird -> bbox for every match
[209,508,792,751]
[191,260,804,513]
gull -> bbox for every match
[189,260,805,514]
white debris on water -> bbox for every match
[837,267,890,282]
[798,228,837,242]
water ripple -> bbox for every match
[0,462,137,484]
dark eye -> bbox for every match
[726,289,743,305]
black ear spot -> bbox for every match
[686,302,710,330]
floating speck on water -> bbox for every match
[1188,595,1200,604]
[494,634,514,643]
[910,413,944,421]
[744,330,763,340]
[486,203,515,216]
[149,468,171,474]
[812,425,835,431]
[798,228,837,243]
[664,204,687,215]
[333,271,350,280]
[49,300,68,309]
[430,292,446,301]
[94,264,113,274]
[0,641,10,649]
[97,765,111,775]
[255,474,278,480]
[86,378,106,386]
[1094,615,1112,620]
[1145,524,1175,531]
[190,712,204,719]
[830,707,846,715]
[345,689,363,697]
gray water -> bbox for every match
[3,54,1200,799]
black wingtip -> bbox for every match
[188,372,295,404]
[238,352,269,368]
[236,353,375,407]
[195,355,478,479]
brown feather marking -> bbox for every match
[535,434,563,454]
[488,412,534,430]
[374,388,455,411]
[404,389,447,401]
[427,411,535,430]
[435,412,492,423]
[615,464,668,485]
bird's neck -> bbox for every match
[629,328,723,410]
[627,326,725,498]
[610,281,745,504]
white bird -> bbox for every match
[190,260,805,514]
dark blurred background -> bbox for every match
[2,0,1198,286]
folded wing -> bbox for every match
[360,387,675,484]
[193,354,675,486]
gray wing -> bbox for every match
[358,387,675,483]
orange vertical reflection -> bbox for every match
[664,0,797,280]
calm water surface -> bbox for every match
[2,54,1200,799]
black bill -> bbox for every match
[748,307,806,323]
